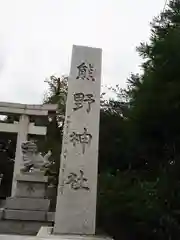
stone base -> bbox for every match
[0,173,54,236]
[3,209,54,222]
[0,209,54,235]
[0,220,52,236]
[0,194,54,235]
[37,227,113,240]
[4,209,46,221]
[15,174,48,198]
[5,197,50,211]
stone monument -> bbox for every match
[54,44,102,235]
[0,140,54,235]
[38,45,112,240]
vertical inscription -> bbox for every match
[59,116,71,195]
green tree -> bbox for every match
[42,75,68,186]
[111,1,180,238]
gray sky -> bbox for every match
[0,0,165,104]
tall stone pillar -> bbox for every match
[54,45,102,235]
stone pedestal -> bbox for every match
[15,174,49,198]
[0,173,54,235]
[37,226,113,240]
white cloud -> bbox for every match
[0,0,165,104]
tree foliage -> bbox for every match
[98,1,180,239]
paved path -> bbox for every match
[0,234,110,240]
[0,235,35,240]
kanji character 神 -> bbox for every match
[69,128,92,154]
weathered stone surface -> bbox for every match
[38,227,113,240]
[4,209,46,221]
[16,173,48,183]
[37,226,53,237]
[15,181,47,198]
[0,171,52,235]
[0,209,3,220]
[16,183,46,198]
[0,235,25,240]
[5,197,50,211]
[0,220,52,236]
[54,45,102,235]
[14,174,48,198]
[47,212,55,222]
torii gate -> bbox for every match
[0,102,57,196]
